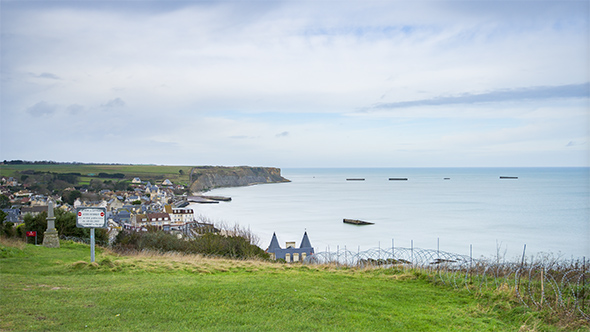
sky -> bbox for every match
[1,0,589,168]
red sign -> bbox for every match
[26,231,37,237]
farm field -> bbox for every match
[0,238,581,332]
[0,164,193,185]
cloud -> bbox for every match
[36,72,61,80]
[566,141,586,147]
[26,101,57,117]
[1,1,588,167]
[66,104,84,115]
[370,83,590,110]
[101,98,126,109]
[275,131,289,137]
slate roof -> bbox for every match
[299,231,312,249]
[267,232,281,251]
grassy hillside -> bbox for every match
[0,164,194,185]
[1,238,581,332]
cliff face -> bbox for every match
[189,166,290,192]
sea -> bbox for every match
[189,168,590,260]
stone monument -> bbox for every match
[42,200,60,248]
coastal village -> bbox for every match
[0,170,314,261]
[0,175,226,241]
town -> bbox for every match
[0,173,218,242]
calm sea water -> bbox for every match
[191,168,590,260]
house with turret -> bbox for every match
[266,232,314,262]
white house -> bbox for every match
[164,205,194,224]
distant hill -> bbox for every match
[0,163,289,193]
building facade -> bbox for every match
[266,232,314,262]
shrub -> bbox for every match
[112,229,269,260]
[15,224,26,239]
[1,221,16,237]
[191,232,268,259]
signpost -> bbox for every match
[76,207,107,262]
[26,231,37,245]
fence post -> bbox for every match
[469,244,473,277]
[583,256,586,312]
[391,238,395,266]
[541,263,545,307]
[411,240,414,267]
[516,244,527,299]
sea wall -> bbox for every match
[189,166,290,192]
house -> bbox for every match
[29,195,48,206]
[132,177,142,184]
[15,190,33,197]
[145,182,159,194]
[112,209,131,224]
[162,179,173,186]
[5,177,19,186]
[164,205,194,224]
[74,199,107,209]
[266,232,314,262]
[20,205,49,219]
[1,208,20,223]
[126,195,142,203]
[107,198,124,212]
[133,212,171,228]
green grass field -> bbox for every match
[2,238,582,332]
[0,164,194,185]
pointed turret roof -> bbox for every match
[299,231,312,249]
[267,232,281,251]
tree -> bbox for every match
[114,181,129,191]
[2,222,16,237]
[0,210,14,238]
[24,212,47,243]
[89,179,103,192]
[62,190,81,205]
[23,210,108,244]
[0,194,10,209]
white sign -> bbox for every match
[76,207,107,228]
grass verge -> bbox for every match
[0,238,585,331]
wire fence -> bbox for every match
[304,246,589,322]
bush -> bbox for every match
[112,229,269,260]
[1,221,16,237]
[192,232,268,259]
[16,224,26,239]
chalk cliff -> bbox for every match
[189,166,290,192]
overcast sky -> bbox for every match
[1,0,588,167]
